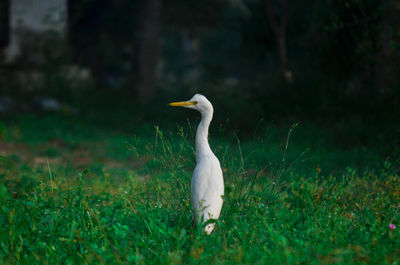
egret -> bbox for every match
[169,94,224,234]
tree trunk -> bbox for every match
[373,0,399,99]
[137,0,162,103]
[277,33,291,79]
[0,0,9,49]
[265,0,292,81]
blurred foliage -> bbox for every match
[0,0,399,132]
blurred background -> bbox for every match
[0,0,399,144]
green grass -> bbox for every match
[0,115,399,264]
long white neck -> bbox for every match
[195,111,213,160]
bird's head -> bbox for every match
[169,94,213,115]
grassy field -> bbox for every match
[0,114,399,264]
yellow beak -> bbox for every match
[169,101,197,107]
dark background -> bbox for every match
[0,0,399,146]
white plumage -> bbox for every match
[169,94,224,234]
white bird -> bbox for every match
[169,94,224,234]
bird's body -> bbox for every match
[191,149,224,234]
[169,94,224,234]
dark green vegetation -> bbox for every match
[1,0,399,263]
[2,0,400,128]
[1,0,399,262]
[0,115,399,264]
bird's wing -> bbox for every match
[191,155,224,220]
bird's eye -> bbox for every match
[193,101,198,105]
